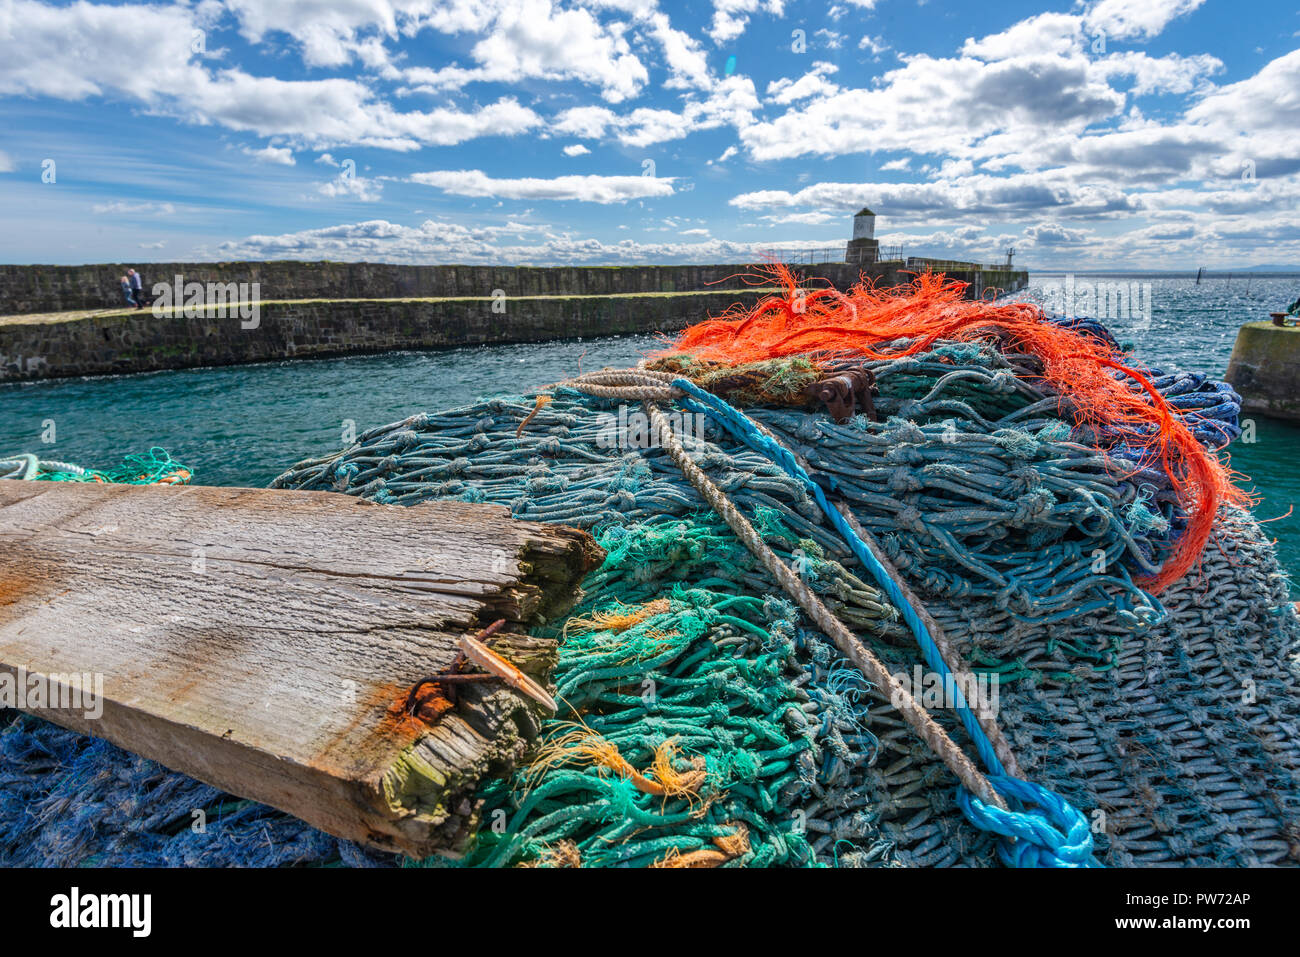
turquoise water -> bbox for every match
[2,273,1297,586]
[0,335,663,488]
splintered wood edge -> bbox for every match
[373,634,560,858]
[461,518,606,629]
[361,525,601,859]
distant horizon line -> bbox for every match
[1,259,1298,277]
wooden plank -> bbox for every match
[0,482,602,857]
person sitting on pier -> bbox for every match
[119,275,142,309]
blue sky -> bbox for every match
[0,0,1296,268]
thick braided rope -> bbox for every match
[957,777,1098,868]
[564,369,1019,774]
[831,483,1021,776]
[698,398,1023,776]
[563,370,1016,782]
[675,378,1011,774]
[669,378,1097,866]
[549,369,680,402]
[640,398,1007,810]
[0,454,40,480]
[560,372,1097,864]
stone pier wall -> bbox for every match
[0,292,760,382]
[0,261,1027,315]
[0,261,1028,382]
[1225,321,1300,421]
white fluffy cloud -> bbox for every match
[1083,0,1207,41]
[553,106,619,139]
[174,73,542,149]
[858,34,889,57]
[707,0,785,45]
[398,0,649,103]
[1186,48,1300,133]
[409,169,676,203]
[959,12,1082,60]
[222,0,718,96]
[766,62,839,105]
[222,0,439,67]
[741,1,1225,166]
[731,171,1145,220]
[317,174,384,202]
[0,0,201,100]
[556,75,760,148]
[742,52,1127,162]
[92,200,176,215]
[0,0,542,151]
[643,11,714,90]
[242,144,296,165]
[1023,222,1093,246]
[213,217,833,264]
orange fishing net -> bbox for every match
[658,264,1246,592]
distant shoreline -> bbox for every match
[1028,270,1300,279]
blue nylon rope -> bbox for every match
[672,377,1099,867]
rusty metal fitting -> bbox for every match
[805,369,878,424]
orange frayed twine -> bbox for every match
[516,394,553,439]
[526,723,708,804]
[658,263,1247,592]
[650,824,751,868]
[565,598,672,635]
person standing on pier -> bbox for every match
[127,268,148,307]
[119,275,142,309]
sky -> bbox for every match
[0,0,1295,269]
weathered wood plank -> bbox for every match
[0,482,602,857]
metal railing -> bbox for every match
[748,249,1021,272]
[752,247,847,265]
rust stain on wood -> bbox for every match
[0,563,45,615]
[388,684,455,726]
[313,680,432,764]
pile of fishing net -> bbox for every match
[2,268,1297,867]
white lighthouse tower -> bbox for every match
[845,207,879,264]
[853,207,875,241]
